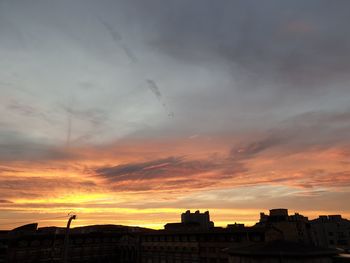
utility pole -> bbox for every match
[62,214,76,263]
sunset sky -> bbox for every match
[1,0,350,230]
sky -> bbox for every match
[0,0,350,229]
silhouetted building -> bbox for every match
[311,215,350,249]
[0,231,9,263]
[1,209,349,263]
[225,240,338,263]
[257,208,313,244]
[334,254,350,263]
[2,224,146,263]
[141,209,284,263]
[227,223,245,229]
[140,227,279,263]
[181,210,214,229]
[165,210,214,232]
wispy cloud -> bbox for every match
[7,100,53,124]
[0,139,74,162]
[230,136,284,160]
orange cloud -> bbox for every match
[1,131,350,230]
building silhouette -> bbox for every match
[0,208,349,263]
[0,224,144,263]
[165,210,214,231]
[257,208,313,244]
[226,240,338,263]
[181,210,214,229]
[311,215,350,249]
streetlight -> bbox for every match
[62,214,76,263]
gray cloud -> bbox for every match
[273,110,350,151]
[59,103,109,146]
[230,136,284,160]
[0,129,75,162]
[94,155,246,192]
[62,107,108,128]
[96,156,208,181]
[6,100,54,124]
[1,0,349,141]
[94,108,350,193]
[142,0,350,88]
[228,109,350,160]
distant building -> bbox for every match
[140,226,279,263]
[257,208,313,244]
[1,209,349,263]
[181,210,214,229]
[142,210,283,263]
[311,215,350,249]
[0,231,8,263]
[1,224,145,263]
[227,223,245,229]
[165,210,214,231]
[225,240,338,263]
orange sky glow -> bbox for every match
[1,136,349,230]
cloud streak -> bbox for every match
[98,17,138,63]
[146,79,174,118]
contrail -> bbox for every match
[66,113,72,147]
[65,98,74,148]
[121,43,138,63]
[99,17,138,63]
[146,79,175,118]
[146,79,162,101]
[98,17,174,118]
[98,17,122,42]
